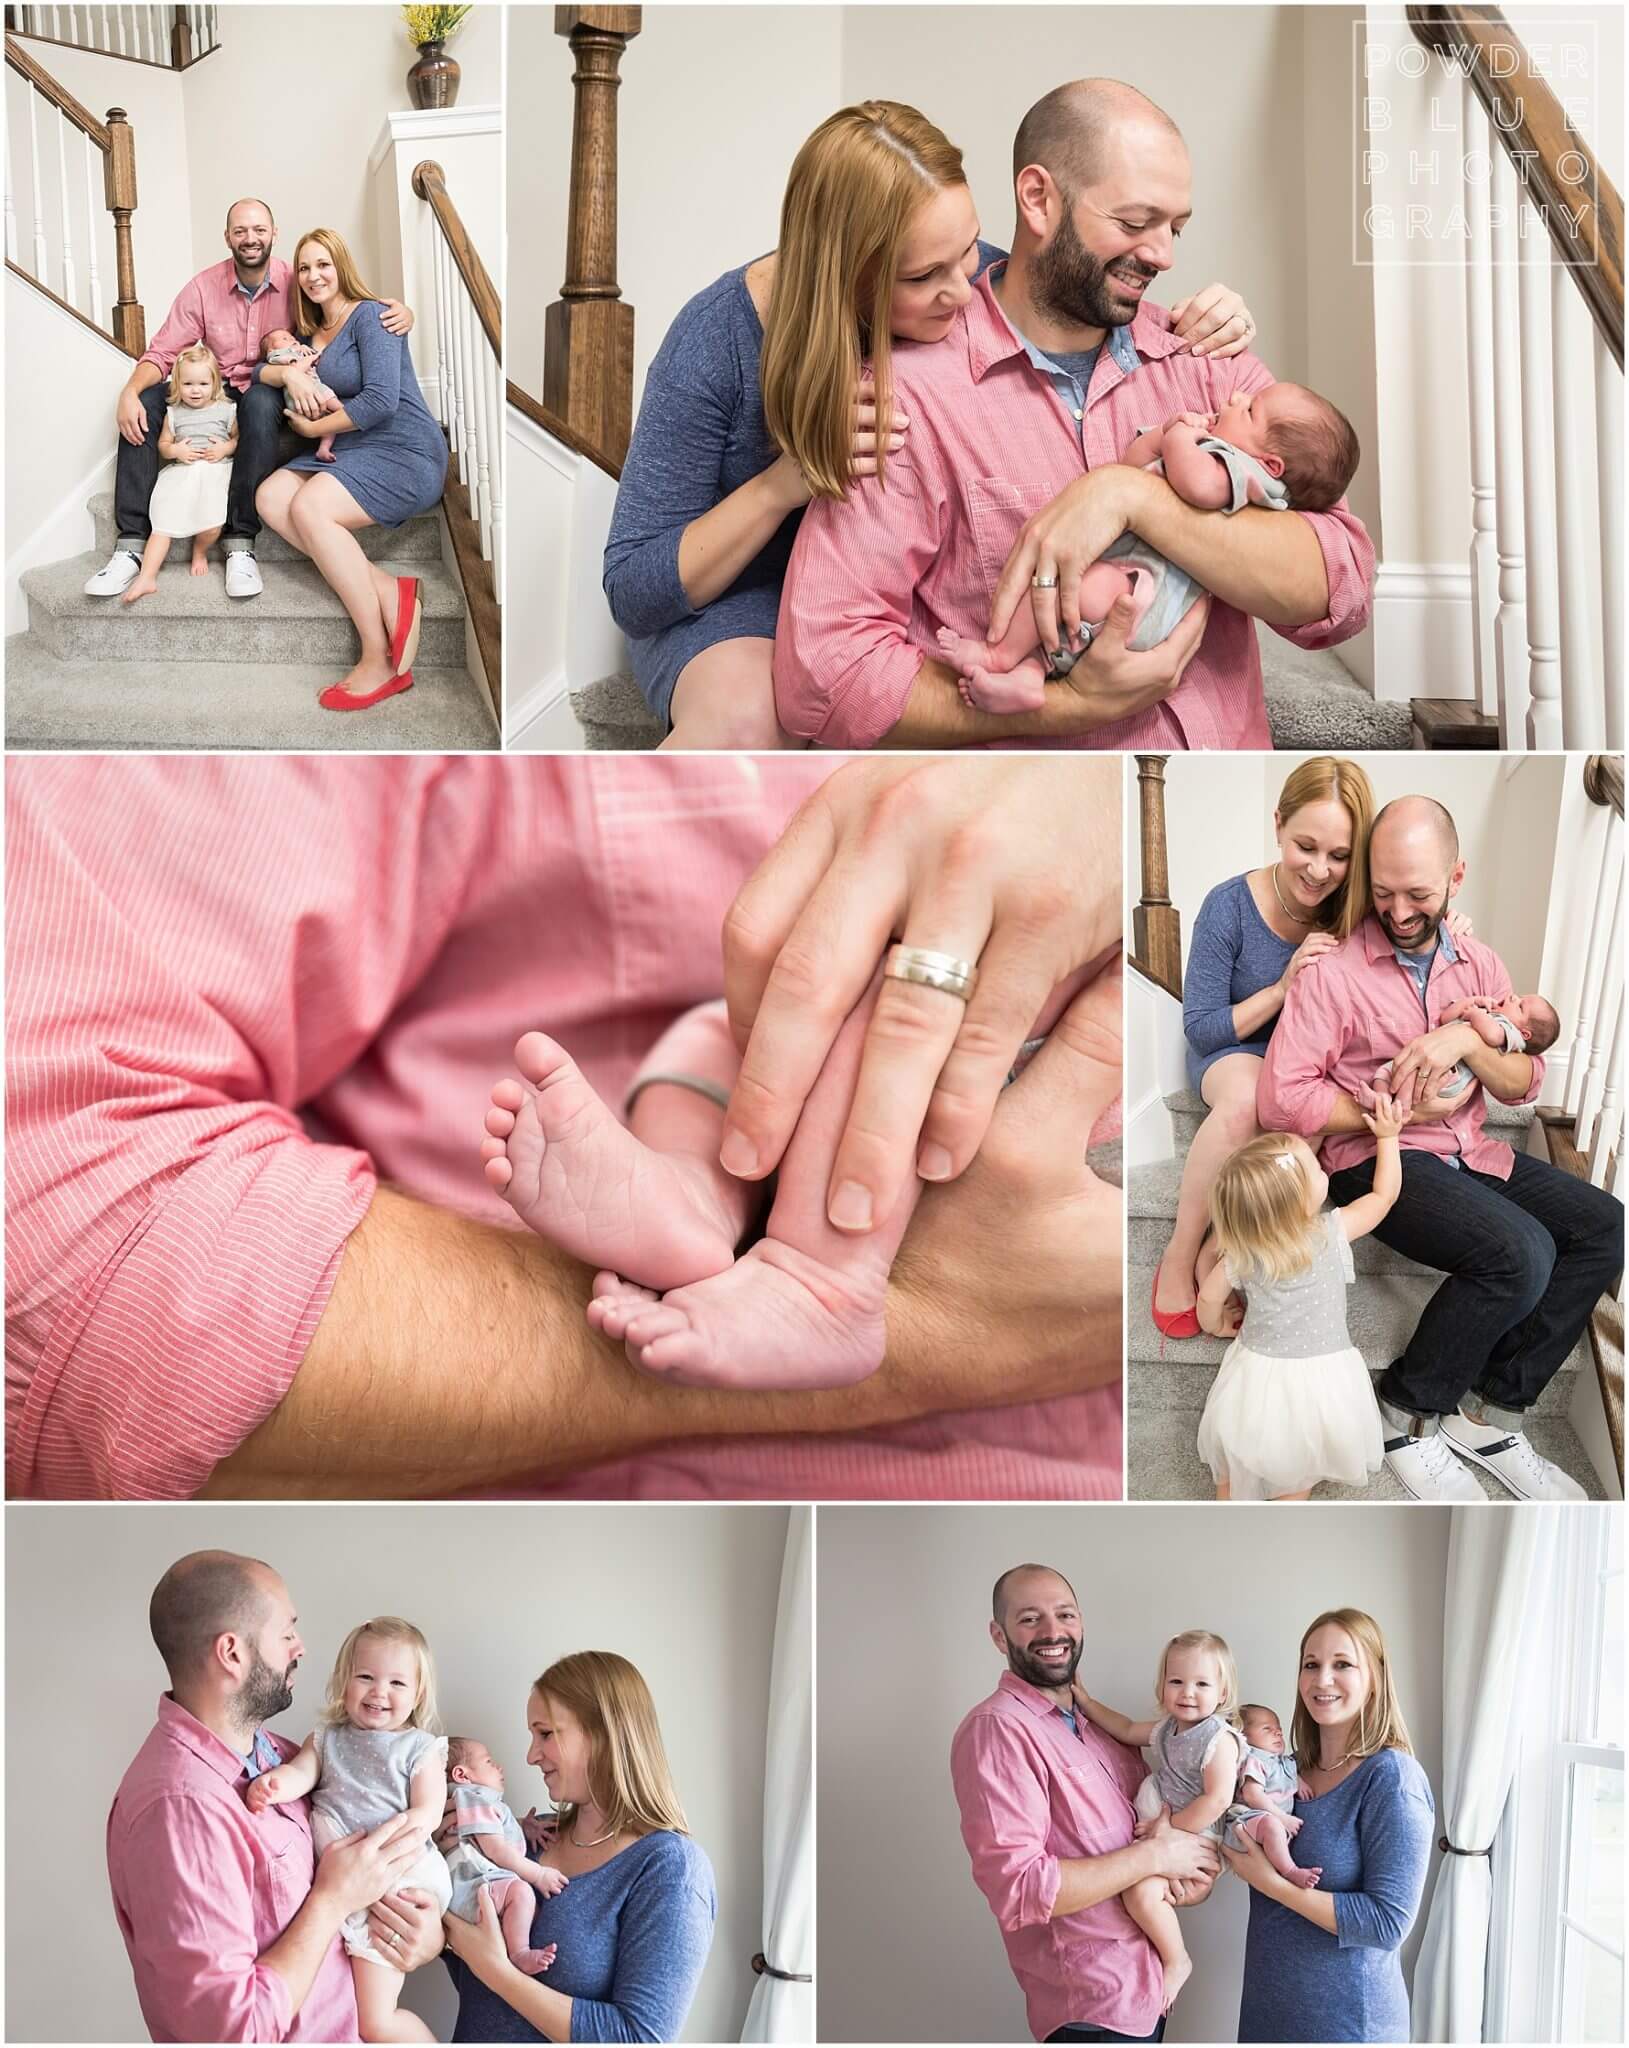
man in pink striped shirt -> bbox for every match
[88,198,412,601]
[951,1566,1218,2042]
[107,1551,436,2043]
[1258,797,1621,1503]
[774,81,1373,749]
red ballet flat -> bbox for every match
[1150,1264,1202,1348]
[319,669,414,712]
[389,574,423,674]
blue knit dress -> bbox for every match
[277,301,447,525]
[1183,873,1300,1094]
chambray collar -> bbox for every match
[1360,912,1459,970]
[997,1668,1080,1719]
[971,263,1181,387]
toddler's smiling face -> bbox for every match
[343,1632,422,1732]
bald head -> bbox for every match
[149,1551,275,1684]
[1371,795,1459,866]
[992,1563,1078,1626]
[1013,79,1185,196]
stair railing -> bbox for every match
[1406,6,1623,751]
[3,6,218,69]
[544,4,640,471]
[4,31,142,351]
[1564,755,1625,1192]
[411,158,501,710]
[1131,754,1183,1000]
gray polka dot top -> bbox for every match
[1228,1211,1356,1359]
[311,1722,446,1839]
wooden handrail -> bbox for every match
[546,6,640,468]
[1407,5,1624,366]
[1132,754,1183,1000]
[1583,753,1624,819]
[411,161,500,359]
[5,32,109,146]
[507,381,623,480]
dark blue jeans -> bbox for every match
[114,379,300,545]
[1327,1147,1623,1419]
[1046,2021,1166,2043]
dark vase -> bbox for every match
[407,39,461,109]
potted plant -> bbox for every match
[403,4,472,109]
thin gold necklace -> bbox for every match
[569,1814,617,1848]
[1270,862,1319,926]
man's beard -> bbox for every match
[238,1648,297,1731]
[1007,1637,1083,1690]
[1032,205,1151,332]
[1378,893,1449,952]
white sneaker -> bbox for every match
[83,547,141,597]
[1441,1415,1588,1501]
[224,551,263,599]
[1384,1429,1485,1502]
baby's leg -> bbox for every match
[1246,1813,1321,1888]
[190,524,221,575]
[122,531,172,603]
[483,1003,754,1293]
[491,1876,558,1976]
[935,604,1043,681]
[351,1954,434,2043]
[956,652,1050,715]
[1076,560,1140,625]
[1121,1875,1193,2013]
[316,434,337,463]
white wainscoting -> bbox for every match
[1369,561,1475,701]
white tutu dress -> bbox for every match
[1196,1210,1384,1499]
[148,397,235,538]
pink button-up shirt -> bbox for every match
[107,1696,357,2043]
[139,258,295,392]
[1258,915,1543,1177]
[775,268,1374,751]
[6,756,1121,1502]
[950,1672,1163,2041]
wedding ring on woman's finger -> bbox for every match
[883,944,979,1004]
[1031,572,1059,590]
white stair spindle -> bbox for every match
[1551,267,1601,746]
[27,83,48,284]
[4,160,17,268]
[472,293,494,559]
[114,4,125,57]
[1596,333,1624,746]
[82,125,102,325]
[1564,812,1620,1117]
[1463,88,1499,718]
[454,281,472,490]
[1488,146,1528,747]
[463,287,483,546]
[487,346,503,591]
[54,100,75,308]
[1518,201,1562,747]
[1575,863,1624,1155]
[433,228,451,430]
[1590,998,1623,1190]
[450,261,467,472]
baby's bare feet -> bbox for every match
[1161,1952,1194,2012]
[513,1944,556,1977]
[483,1034,740,1292]
[960,661,1048,715]
[1282,1864,1322,1890]
[120,577,159,605]
[936,623,997,673]
[189,550,210,577]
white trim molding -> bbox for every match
[1369,561,1474,701]
[368,105,502,180]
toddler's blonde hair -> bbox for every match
[320,1616,441,1732]
[1209,1132,1324,1284]
[168,342,225,404]
[1154,1629,1240,1727]
[1291,1608,1414,1768]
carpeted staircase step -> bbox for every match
[3,636,498,751]
[89,491,442,565]
[21,553,469,667]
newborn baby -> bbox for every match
[1222,1704,1319,1889]
[443,1737,565,1976]
[263,327,340,462]
[938,381,1361,713]
[1375,991,1560,1100]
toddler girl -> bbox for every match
[1224,1703,1319,1888]
[1076,1629,1243,2012]
[247,1617,452,2044]
[1194,1098,1403,1501]
[444,1735,566,1974]
[122,343,237,604]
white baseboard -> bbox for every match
[6,447,115,637]
[1370,561,1473,701]
[507,665,586,751]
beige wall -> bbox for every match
[816,1503,1448,2044]
[4,1503,786,2046]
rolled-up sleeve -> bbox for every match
[338,303,402,433]
[138,280,207,383]
[4,756,476,1499]
[111,1797,294,2042]
[772,447,947,748]
[1183,884,1247,1058]
[1333,1756,1433,1952]
[1258,963,1347,1138]
[949,1714,1061,1934]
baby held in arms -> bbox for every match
[938,381,1361,713]
[263,327,342,462]
[1224,1704,1318,1888]
[443,1737,566,1976]
[481,959,1088,1392]
[1374,991,1560,1100]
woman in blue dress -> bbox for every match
[1227,1609,1435,2043]
[440,1651,716,2042]
[255,229,449,713]
[604,99,1259,749]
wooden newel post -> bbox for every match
[103,104,143,355]
[1133,753,1183,996]
[545,5,640,467]
[171,5,193,68]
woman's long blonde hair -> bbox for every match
[1153,1629,1241,1727]
[536,1651,689,1839]
[760,101,966,501]
[167,341,224,404]
[292,227,379,337]
[320,1617,441,1732]
[1291,1608,1414,1769]
[1274,755,1376,941]
[1209,1131,1324,1283]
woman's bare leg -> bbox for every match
[255,470,308,555]
[663,638,806,750]
[288,473,392,695]
[1155,1053,1264,1318]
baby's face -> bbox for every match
[1210,382,1308,465]
[343,1634,421,1732]
[178,369,214,408]
[454,1742,505,1792]
[1242,1710,1285,1754]
[264,329,299,356]
[1162,1647,1224,1724]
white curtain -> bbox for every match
[741,1506,813,2043]
[1413,1504,1561,2042]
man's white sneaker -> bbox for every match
[1440,1415,1587,1501]
[224,552,263,598]
[83,547,141,597]
[1384,1430,1485,1502]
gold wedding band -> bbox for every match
[884,944,978,1003]
[1031,573,1059,590]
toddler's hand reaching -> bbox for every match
[1362,1091,1406,1142]
[246,1771,283,1813]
